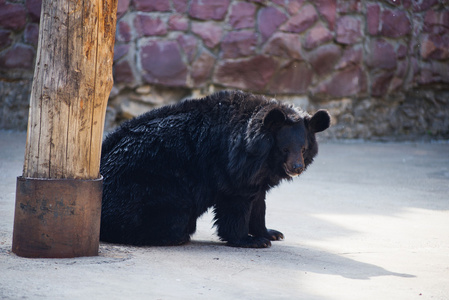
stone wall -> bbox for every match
[1,0,448,139]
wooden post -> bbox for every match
[12,0,117,258]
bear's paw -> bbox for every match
[227,236,272,248]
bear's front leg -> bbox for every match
[249,193,284,241]
[214,196,271,248]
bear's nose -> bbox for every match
[292,163,304,173]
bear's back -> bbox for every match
[101,91,270,156]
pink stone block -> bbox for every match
[335,46,363,69]
[116,21,132,43]
[367,4,380,36]
[176,35,198,63]
[133,0,170,12]
[113,44,130,62]
[371,72,394,97]
[263,32,303,60]
[228,2,256,30]
[257,6,288,42]
[403,0,412,8]
[191,50,216,86]
[269,61,313,94]
[189,0,230,21]
[308,44,342,76]
[315,0,336,30]
[0,44,35,70]
[221,31,257,59]
[173,0,188,13]
[26,0,41,22]
[140,40,187,86]
[284,0,306,15]
[336,16,362,44]
[366,39,397,70]
[420,34,449,60]
[424,10,449,34]
[337,0,361,13]
[397,44,408,59]
[381,10,411,38]
[191,22,223,49]
[114,60,134,83]
[117,0,130,19]
[0,29,12,50]
[24,23,39,47]
[304,23,333,49]
[424,10,449,27]
[168,15,189,31]
[314,66,367,97]
[213,56,277,91]
[134,14,167,37]
[280,4,318,33]
[0,2,27,30]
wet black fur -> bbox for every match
[100,90,329,248]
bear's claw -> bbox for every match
[266,229,284,241]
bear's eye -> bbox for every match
[283,148,289,153]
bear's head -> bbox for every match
[263,107,331,178]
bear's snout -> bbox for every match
[283,162,304,177]
[292,163,304,173]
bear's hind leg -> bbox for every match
[136,207,194,246]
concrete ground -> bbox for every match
[0,130,448,300]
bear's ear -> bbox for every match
[263,108,286,130]
[309,110,331,133]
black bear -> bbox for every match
[100,90,330,248]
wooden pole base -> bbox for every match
[12,176,103,258]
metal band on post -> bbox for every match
[12,177,103,258]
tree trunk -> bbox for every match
[23,0,117,179]
[12,0,118,258]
